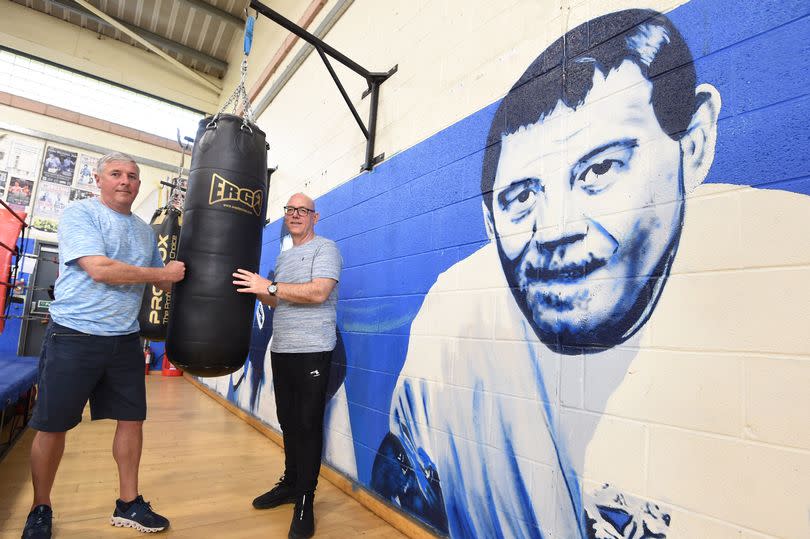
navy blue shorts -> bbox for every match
[30,321,146,432]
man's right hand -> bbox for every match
[163,261,186,283]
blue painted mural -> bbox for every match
[374,9,711,537]
[214,1,810,537]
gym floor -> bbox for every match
[0,376,404,538]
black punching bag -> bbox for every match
[166,114,267,376]
[138,206,181,340]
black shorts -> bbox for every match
[30,322,146,432]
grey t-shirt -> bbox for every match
[271,235,342,353]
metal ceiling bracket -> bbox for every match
[249,0,396,172]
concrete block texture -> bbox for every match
[202,0,810,536]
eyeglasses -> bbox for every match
[283,206,315,217]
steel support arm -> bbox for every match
[249,0,396,171]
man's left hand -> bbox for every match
[233,268,270,295]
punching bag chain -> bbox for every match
[169,130,190,211]
[216,15,256,128]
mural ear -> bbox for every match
[482,200,496,241]
[681,83,721,193]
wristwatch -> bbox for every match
[267,281,278,296]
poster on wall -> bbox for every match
[73,153,99,193]
[41,146,77,185]
[69,188,96,201]
[7,138,44,180]
[0,171,6,198]
[6,177,33,208]
[31,182,70,235]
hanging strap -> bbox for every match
[244,15,254,56]
[217,15,256,128]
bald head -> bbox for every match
[283,192,319,245]
[286,192,315,210]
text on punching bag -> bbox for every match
[149,232,177,324]
[209,173,263,216]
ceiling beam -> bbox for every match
[48,0,227,74]
[73,0,222,93]
[183,0,244,29]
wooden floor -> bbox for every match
[0,376,404,538]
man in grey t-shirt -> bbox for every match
[233,192,341,539]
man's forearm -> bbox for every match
[81,257,165,285]
[275,281,330,304]
[232,269,333,306]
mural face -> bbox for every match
[478,10,722,353]
[490,61,688,351]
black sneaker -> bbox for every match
[110,495,169,533]
[252,476,297,509]
[288,492,314,539]
[21,505,52,539]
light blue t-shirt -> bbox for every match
[49,198,163,336]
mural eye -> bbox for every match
[578,159,622,193]
[506,187,536,215]
[591,160,614,176]
[497,179,541,216]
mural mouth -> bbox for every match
[533,286,589,313]
[523,255,607,283]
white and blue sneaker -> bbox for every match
[110,495,169,533]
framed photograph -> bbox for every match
[7,177,34,207]
[73,153,100,193]
[42,146,78,185]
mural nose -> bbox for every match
[531,179,588,248]
[532,203,589,252]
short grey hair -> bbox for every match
[96,152,140,175]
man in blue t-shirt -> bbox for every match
[22,153,185,539]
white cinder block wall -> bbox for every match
[203,1,810,537]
